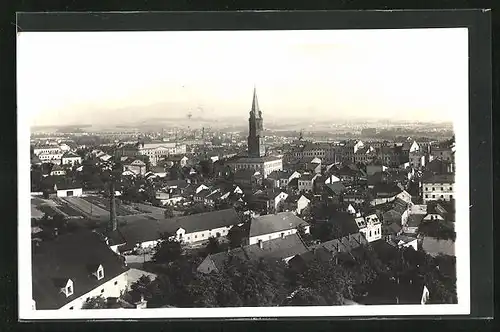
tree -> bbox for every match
[163,205,175,219]
[199,160,214,178]
[151,233,183,264]
[227,225,246,249]
[205,237,221,255]
[81,296,107,309]
[284,287,328,306]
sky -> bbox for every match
[17,29,468,127]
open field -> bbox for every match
[83,196,141,216]
[62,197,109,217]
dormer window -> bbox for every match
[90,264,104,281]
[59,279,74,298]
[97,265,104,280]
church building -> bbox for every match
[227,87,283,178]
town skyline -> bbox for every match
[18,29,468,128]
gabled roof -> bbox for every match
[204,233,308,272]
[108,209,240,246]
[298,173,317,181]
[312,233,368,256]
[324,182,346,195]
[62,151,80,159]
[422,173,455,184]
[406,214,426,228]
[249,212,308,238]
[329,211,360,237]
[32,231,129,310]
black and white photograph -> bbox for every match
[17,22,473,320]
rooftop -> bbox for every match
[249,212,308,238]
[206,233,308,272]
[422,173,455,184]
[230,155,283,164]
[106,208,240,246]
[32,230,129,310]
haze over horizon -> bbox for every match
[17,29,468,128]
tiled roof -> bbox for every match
[32,231,129,310]
[311,233,368,256]
[422,173,455,184]
[205,233,308,272]
[107,209,240,246]
[406,214,426,228]
[249,212,308,238]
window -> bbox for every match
[432,195,435,198]
[441,187,443,191]
[70,307,74,310]
[202,234,205,238]
[114,281,118,285]
[449,187,452,190]
[441,195,444,198]
[195,235,197,239]
[101,289,104,293]
[67,285,73,296]
[432,187,435,191]
[425,194,428,198]
[450,195,453,199]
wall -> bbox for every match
[296,197,310,214]
[422,183,454,203]
[359,223,382,242]
[249,229,298,245]
[56,188,83,197]
[181,225,234,244]
[59,271,129,310]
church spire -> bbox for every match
[251,86,261,118]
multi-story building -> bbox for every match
[422,173,455,203]
[354,213,382,243]
[117,142,187,166]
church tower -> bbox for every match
[248,87,266,157]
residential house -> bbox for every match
[233,169,263,189]
[50,164,66,176]
[267,170,301,189]
[353,146,377,164]
[38,151,64,164]
[247,211,310,245]
[298,173,319,193]
[296,195,311,215]
[105,208,241,252]
[409,150,426,169]
[32,230,129,310]
[354,213,382,243]
[165,155,189,168]
[386,234,418,251]
[422,173,454,203]
[425,159,453,175]
[323,182,346,204]
[402,213,425,234]
[146,166,167,178]
[55,182,83,197]
[253,188,289,214]
[124,159,147,176]
[61,152,82,166]
[197,233,309,274]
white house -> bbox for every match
[32,231,129,310]
[354,213,382,243]
[106,208,242,253]
[247,212,310,245]
[38,151,64,164]
[296,195,311,215]
[324,174,341,184]
[55,185,83,197]
[61,152,82,166]
[50,164,66,176]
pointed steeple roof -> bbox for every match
[251,86,261,117]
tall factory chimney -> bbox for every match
[109,181,117,232]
